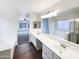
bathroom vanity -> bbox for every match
[30,29,79,59]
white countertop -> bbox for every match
[0,34,17,52]
[30,29,79,59]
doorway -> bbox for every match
[18,17,30,45]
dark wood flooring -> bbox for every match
[13,43,42,59]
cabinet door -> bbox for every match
[31,34,42,50]
[54,53,61,59]
[36,39,42,49]
[42,44,54,59]
[42,52,49,59]
[31,35,36,47]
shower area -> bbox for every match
[18,16,30,45]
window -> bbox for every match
[42,18,49,34]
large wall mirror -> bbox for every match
[50,7,79,44]
[56,19,79,44]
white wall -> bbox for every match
[0,12,17,44]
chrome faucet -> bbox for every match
[60,43,66,48]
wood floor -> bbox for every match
[18,32,29,45]
[13,43,42,59]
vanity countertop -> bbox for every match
[30,29,79,59]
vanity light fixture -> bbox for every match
[41,11,59,18]
[76,18,79,21]
[69,18,79,21]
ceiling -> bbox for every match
[18,0,62,13]
[0,0,62,18]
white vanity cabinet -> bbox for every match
[30,34,42,50]
[42,44,61,59]
[54,53,61,59]
[42,44,54,59]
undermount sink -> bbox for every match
[37,32,40,34]
[53,45,66,54]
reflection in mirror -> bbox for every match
[67,19,79,44]
[33,21,41,28]
[50,7,79,44]
[53,19,79,44]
